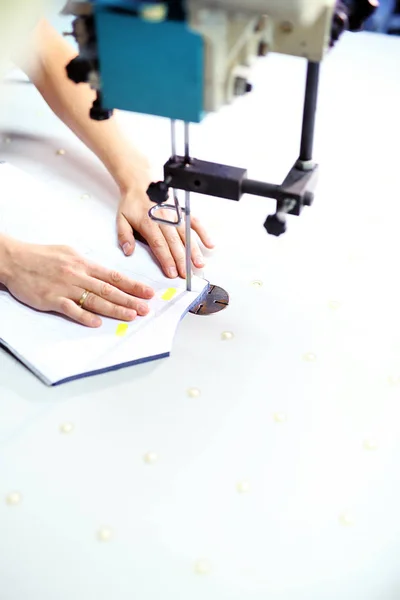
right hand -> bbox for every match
[4,240,155,327]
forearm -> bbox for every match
[19,19,149,194]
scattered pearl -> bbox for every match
[59,422,74,434]
[80,193,91,200]
[251,280,263,288]
[339,513,354,527]
[273,412,287,423]
[187,387,201,398]
[56,148,66,156]
[3,136,11,144]
[237,481,250,494]
[303,352,316,362]
[6,492,21,506]
[328,301,340,310]
[363,439,378,451]
[194,559,212,575]
[97,527,112,542]
[221,331,234,341]
[388,376,400,387]
[143,451,158,465]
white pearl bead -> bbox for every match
[97,527,112,542]
[80,193,90,200]
[339,513,354,526]
[251,280,263,288]
[388,376,400,387]
[187,387,201,398]
[237,481,250,493]
[303,352,316,362]
[363,439,378,451]
[6,492,21,506]
[56,148,66,156]
[59,422,74,434]
[328,301,340,310]
[143,451,158,465]
[194,559,211,574]
[3,137,11,144]
[273,412,287,423]
[221,331,234,341]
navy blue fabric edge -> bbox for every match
[53,352,170,386]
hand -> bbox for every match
[117,181,215,279]
[4,241,155,328]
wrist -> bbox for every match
[0,235,18,287]
[109,152,152,197]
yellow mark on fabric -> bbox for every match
[116,323,129,337]
[161,288,177,301]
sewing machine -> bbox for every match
[62,0,377,304]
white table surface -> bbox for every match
[0,27,400,600]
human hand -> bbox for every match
[4,241,155,327]
[117,181,215,279]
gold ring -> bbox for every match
[78,290,90,307]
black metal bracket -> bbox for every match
[147,60,321,237]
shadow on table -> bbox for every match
[0,339,164,404]
[0,129,120,210]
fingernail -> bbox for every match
[194,256,205,268]
[144,287,154,297]
[92,317,101,327]
[126,309,137,320]
[167,267,178,278]
[123,243,131,255]
[138,303,149,315]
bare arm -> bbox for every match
[17,18,213,277]
[19,18,149,194]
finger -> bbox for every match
[139,218,178,279]
[74,276,151,317]
[160,224,188,278]
[76,291,138,322]
[117,213,136,256]
[87,265,154,301]
[177,226,205,270]
[191,215,215,249]
[57,298,102,328]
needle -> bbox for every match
[184,122,192,291]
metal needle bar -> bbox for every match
[184,122,190,164]
[185,190,192,292]
[299,61,320,163]
[170,119,176,160]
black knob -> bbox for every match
[346,0,379,31]
[89,97,113,121]
[66,57,91,84]
[264,214,287,237]
[147,181,170,205]
[303,191,314,207]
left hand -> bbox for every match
[116,182,215,279]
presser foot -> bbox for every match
[189,285,229,316]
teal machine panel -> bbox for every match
[95,4,206,122]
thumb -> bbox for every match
[117,213,136,256]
